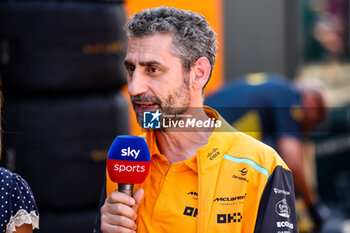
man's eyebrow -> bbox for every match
[124,60,164,68]
[139,61,162,67]
[124,60,134,67]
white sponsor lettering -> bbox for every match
[274,188,290,195]
[276,221,294,229]
[113,164,145,173]
[162,118,221,128]
[121,147,140,159]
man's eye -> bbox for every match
[126,65,135,72]
[149,67,159,73]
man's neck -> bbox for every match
[155,107,214,164]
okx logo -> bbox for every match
[143,110,161,129]
[183,206,198,218]
[217,213,242,223]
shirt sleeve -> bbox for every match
[254,166,299,233]
[3,170,39,233]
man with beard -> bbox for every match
[94,6,298,233]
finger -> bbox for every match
[101,212,137,230]
[101,222,137,233]
[103,202,137,220]
[132,188,144,212]
[107,190,136,206]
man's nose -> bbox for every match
[128,69,148,96]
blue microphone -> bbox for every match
[107,135,151,196]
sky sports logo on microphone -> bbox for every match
[107,135,151,184]
[113,147,144,172]
[113,164,145,173]
[121,147,140,159]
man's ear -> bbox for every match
[191,57,211,90]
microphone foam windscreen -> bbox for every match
[107,135,151,184]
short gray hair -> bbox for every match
[124,6,218,85]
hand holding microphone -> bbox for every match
[101,135,151,233]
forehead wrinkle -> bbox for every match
[125,51,165,65]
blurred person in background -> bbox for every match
[312,5,344,61]
[205,72,329,230]
[303,0,345,62]
[0,90,39,233]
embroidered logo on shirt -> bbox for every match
[213,194,246,202]
[217,213,242,223]
[273,188,290,196]
[238,168,248,176]
[187,192,198,196]
[275,198,291,218]
[213,193,246,206]
[207,147,220,161]
[183,206,198,218]
[232,172,249,183]
[187,191,198,200]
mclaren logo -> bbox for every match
[213,194,246,202]
[187,191,198,200]
[187,192,198,196]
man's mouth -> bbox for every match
[134,102,159,112]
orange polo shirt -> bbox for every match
[104,107,298,233]
[137,145,198,232]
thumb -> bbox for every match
[132,188,144,212]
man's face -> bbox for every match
[124,33,191,126]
